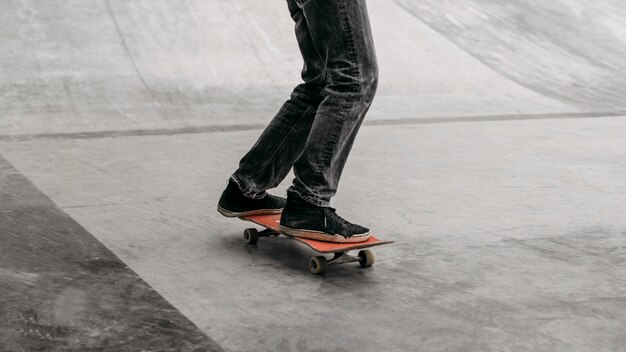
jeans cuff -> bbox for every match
[288,186,330,207]
[230,175,267,200]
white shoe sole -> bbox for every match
[279,225,371,243]
[217,205,282,218]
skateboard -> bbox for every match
[240,213,394,275]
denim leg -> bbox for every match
[231,0,326,199]
[288,0,379,206]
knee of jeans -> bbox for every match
[360,64,379,100]
[326,63,378,102]
[349,64,378,105]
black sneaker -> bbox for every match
[217,179,286,217]
[279,191,371,243]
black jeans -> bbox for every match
[231,0,378,207]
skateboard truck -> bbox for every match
[243,227,376,274]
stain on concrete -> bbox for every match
[0,155,223,351]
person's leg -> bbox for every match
[288,0,379,207]
[217,0,326,217]
[228,0,326,199]
[280,0,379,243]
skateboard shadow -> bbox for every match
[215,232,314,273]
[215,232,385,280]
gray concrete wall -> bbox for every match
[6,0,625,137]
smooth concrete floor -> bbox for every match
[2,116,626,351]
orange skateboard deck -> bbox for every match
[240,213,394,274]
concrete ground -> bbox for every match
[1,0,626,351]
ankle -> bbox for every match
[286,190,317,208]
[227,178,241,192]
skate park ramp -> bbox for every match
[2,0,626,351]
[2,0,626,138]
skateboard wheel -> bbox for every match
[243,228,259,245]
[309,256,327,275]
[358,249,375,267]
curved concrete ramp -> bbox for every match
[394,0,626,110]
[3,0,625,138]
